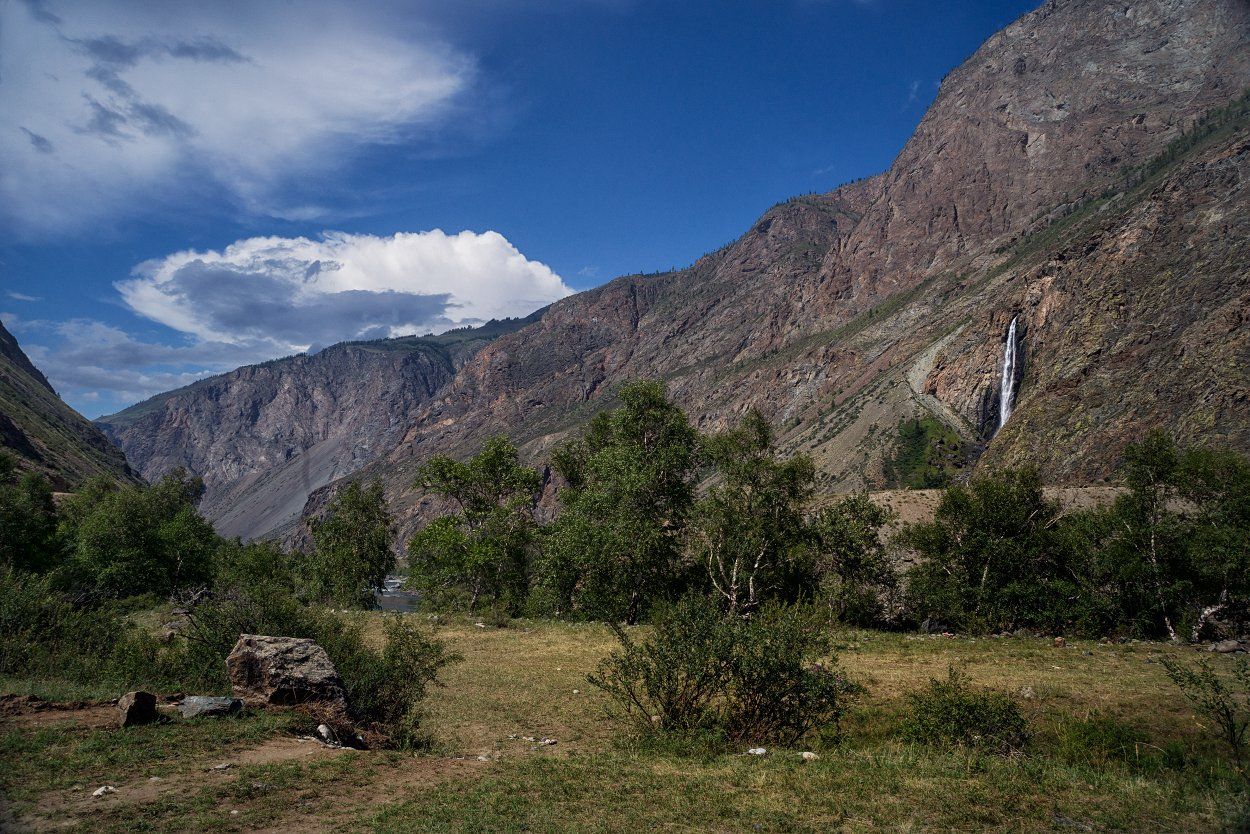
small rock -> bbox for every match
[747,747,767,756]
[179,696,243,719]
[1054,637,1067,648]
[230,810,239,816]
[1210,639,1247,653]
[572,689,580,695]
[316,723,340,746]
[522,735,536,742]
[92,786,117,797]
[799,751,819,761]
[1020,686,1036,700]
[117,691,158,727]
[148,776,162,783]
[538,738,557,746]
[476,755,492,761]
[211,763,232,771]
[475,622,486,628]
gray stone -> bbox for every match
[1210,639,1248,653]
[226,634,348,712]
[179,696,243,719]
[117,691,157,727]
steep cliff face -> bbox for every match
[316,0,1250,542]
[98,316,538,538]
[0,320,135,488]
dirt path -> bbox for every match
[1,694,490,834]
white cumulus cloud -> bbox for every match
[119,229,572,352]
[1,0,476,234]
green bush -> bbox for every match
[0,567,130,682]
[589,596,860,747]
[901,666,1029,754]
[1161,655,1249,782]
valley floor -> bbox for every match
[2,617,1246,833]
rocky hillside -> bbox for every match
[98,315,539,538]
[318,0,1249,541]
[104,0,1250,544]
[0,320,135,488]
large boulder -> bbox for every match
[225,635,348,713]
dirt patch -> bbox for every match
[11,729,486,834]
[0,695,118,730]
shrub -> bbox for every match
[167,545,457,746]
[0,567,130,682]
[1161,655,1249,782]
[335,616,459,748]
[901,666,1029,754]
[588,596,860,747]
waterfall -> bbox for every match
[998,316,1018,429]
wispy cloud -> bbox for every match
[1,0,478,235]
[5,291,42,302]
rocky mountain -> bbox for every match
[0,320,135,488]
[98,314,540,539]
[103,0,1250,544]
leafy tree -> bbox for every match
[407,437,541,615]
[1101,430,1190,640]
[1177,446,1250,641]
[57,470,217,600]
[0,453,60,573]
[902,467,1070,633]
[1085,433,1250,640]
[810,494,897,625]
[308,479,394,608]
[688,410,814,615]
[536,381,699,623]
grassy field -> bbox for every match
[2,615,1247,833]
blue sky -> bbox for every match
[0,0,1039,417]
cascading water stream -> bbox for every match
[998,315,1018,430]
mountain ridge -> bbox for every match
[99,0,1250,544]
[0,320,136,489]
